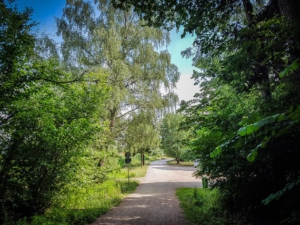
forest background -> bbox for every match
[1,0,300,225]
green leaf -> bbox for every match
[291,59,300,70]
[291,112,300,121]
[247,149,258,162]
[255,114,279,126]
[210,146,222,158]
[238,125,259,136]
[262,179,300,205]
[278,114,285,121]
[238,114,279,136]
[279,58,300,77]
[288,182,294,190]
[238,116,249,126]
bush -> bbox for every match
[176,188,228,225]
[11,179,138,225]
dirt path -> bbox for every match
[91,159,201,225]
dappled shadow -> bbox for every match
[151,165,197,172]
[91,181,202,225]
[91,159,202,225]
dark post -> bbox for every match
[140,150,143,168]
[125,152,131,184]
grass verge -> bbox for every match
[167,160,193,166]
[176,187,228,225]
[16,180,139,225]
[15,155,156,225]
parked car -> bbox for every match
[193,159,200,168]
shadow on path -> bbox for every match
[91,160,201,225]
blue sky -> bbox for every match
[17,0,199,101]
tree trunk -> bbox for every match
[259,66,272,101]
[242,0,254,24]
[142,153,145,166]
[243,0,272,100]
[277,0,300,88]
[277,0,300,26]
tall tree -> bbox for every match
[160,113,189,163]
[124,111,161,165]
[113,0,300,93]
[113,0,300,223]
[0,1,109,222]
[56,0,180,150]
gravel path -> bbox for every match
[91,159,201,225]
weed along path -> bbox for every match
[91,159,201,225]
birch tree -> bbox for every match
[160,113,188,164]
[56,0,180,149]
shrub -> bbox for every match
[176,188,228,225]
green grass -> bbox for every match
[176,188,228,225]
[14,154,156,225]
[26,156,157,225]
[114,162,149,178]
[111,155,153,179]
[167,159,194,166]
[15,179,139,225]
[126,164,149,178]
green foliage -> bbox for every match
[56,0,180,152]
[262,179,300,206]
[0,0,36,105]
[237,114,280,137]
[160,113,190,162]
[125,112,161,156]
[7,151,146,225]
[2,0,300,224]
[112,154,153,178]
[0,66,108,222]
[188,78,300,223]
[279,58,300,78]
[176,188,227,225]
[154,0,300,223]
[167,160,193,166]
[212,105,300,162]
[179,149,198,162]
[12,178,139,225]
[1,0,175,222]
[29,208,109,225]
[0,1,109,223]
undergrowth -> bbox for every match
[14,180,138,225]
[176,187,228,225]
[167,160,193,166]
[11,154,155,225]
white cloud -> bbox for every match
[167,29,199,102]
[175,74,199,102]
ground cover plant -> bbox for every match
[167,160,193,167]
[15,180,138,225]
[12,153,155,225]
[176,188,227,225]
[111,154,156,179]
